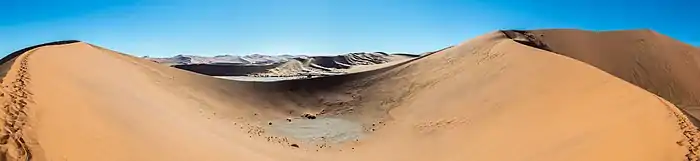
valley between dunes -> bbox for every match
[1,30,699,161]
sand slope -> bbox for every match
[0,31,697,161]
[511,29,700,120]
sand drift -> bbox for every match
[0,30,699,161]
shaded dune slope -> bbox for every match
[504,29,700,121]
[171,63,282,76]
[1,32,698,161]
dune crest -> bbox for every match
[503,29,700,123]
[0,31,697,161]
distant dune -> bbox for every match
[148,52,416,77]
[0,30,698,161]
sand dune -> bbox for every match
[0,31,698,161]
[149,52,414,78]
[504,29,700,122]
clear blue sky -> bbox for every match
[1,0,697,57]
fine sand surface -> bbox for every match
[0,31,699,161]
[518,29,700,122]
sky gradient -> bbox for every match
[1,0,698,57]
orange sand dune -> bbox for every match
[0,31,698,161]
[516,29,700,120]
